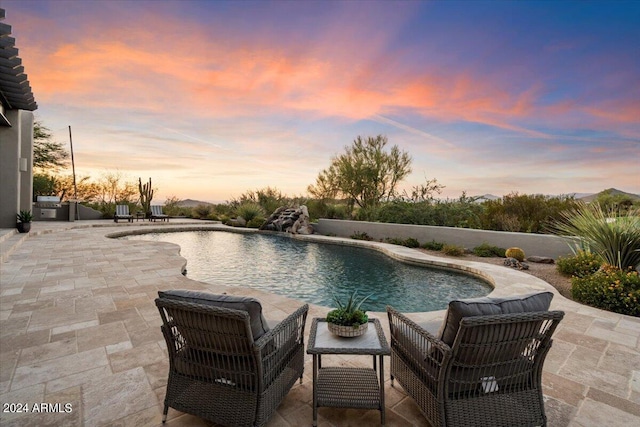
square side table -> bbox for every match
[307,318,390,426]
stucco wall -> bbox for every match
[315,219,574,259]
[0,109,34,228]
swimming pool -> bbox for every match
[126,231,492,312]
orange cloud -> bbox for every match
[16,5,637,147]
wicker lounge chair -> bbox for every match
[114,204,133,222]
[156,290,308,426]
[387,292,564,427]
[150,205,169,222]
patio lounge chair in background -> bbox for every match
[150,205,169,222]
[114,204,133,223]
[155,290,309,426]
[387,292,564,427]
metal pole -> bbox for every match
[68,125,79,219]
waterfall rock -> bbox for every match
[260,205,314,234]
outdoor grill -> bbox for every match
[33,196,64,220]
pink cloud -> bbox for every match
[15,4,637,147]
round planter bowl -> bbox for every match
[17,222,31,233]
[327,322,368,338]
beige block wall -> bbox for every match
[315,219,574,259]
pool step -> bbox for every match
[0,230,29,263]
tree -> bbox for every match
[308,135,412,211]
[33,121,69,171]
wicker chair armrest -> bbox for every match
[387,306,452,394]
[254,304,309,351]
[254,304,308,388]
[387,306,451,353]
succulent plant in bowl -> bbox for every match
[326,291,372,337]
[16,210,33,233]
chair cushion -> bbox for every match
[158,290,270,340]
[438,291,553,347]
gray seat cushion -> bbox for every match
[438,291,554,347]
[158,290,270,340]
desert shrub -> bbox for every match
[556,251,602,278]
[246,217,265,228]
[481,193,578,233]
[403,237,420,248]
[193,204,213,219]
[505,247,525,261]
[374,195,484,228]
[351,231,373,241]
[230,187,286,216]
[213,203,234,216]
[550,203,640,271]
[422,240,445,251]
[571,265,640,316]
[325,203,349,219]
[235,202,265,223]
[473,243,506,257]
[442,244,465,256]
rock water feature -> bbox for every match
[260,205,314,234]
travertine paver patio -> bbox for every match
[0,220,639,426]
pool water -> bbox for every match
[126,231,491,312]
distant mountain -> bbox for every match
[175,199,214,207]
[468,188,639,203]
[579,188,640,203]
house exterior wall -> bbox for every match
[0,109,34,228]
[315,218,574,259]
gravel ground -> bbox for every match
[417,249,573,300]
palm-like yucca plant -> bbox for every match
[549,202,640,271]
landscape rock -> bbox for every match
[260,205,314,234]
[504,257,529,270]
[228,216,246,227]
[527,256,555,264]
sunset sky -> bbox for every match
[5,0,639,202]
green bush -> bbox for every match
[246,217,265,228]
[235,202,265,223]
[403,237,420,248]
[557,251,602,278]
[481,193,578,233]
[384,237,405,245]
[422,240,445,251]
[325,204,349,219]
[373,196,484,228]
[473,243,506,257]
[571,265,640,317]
[383,237,420,248]
[193,204,213,219]
[442,244,465,256]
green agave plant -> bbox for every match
[326,291,372,327]
[549,202,640,271]
[17,210,33,223]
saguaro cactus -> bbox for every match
[138,177,154,218]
